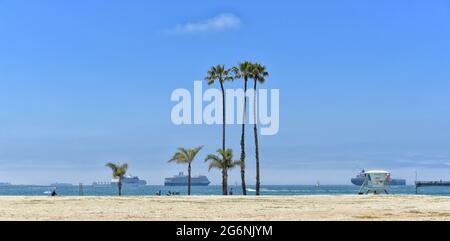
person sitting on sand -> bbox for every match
[229,188,233,195]
[51,188,58,197]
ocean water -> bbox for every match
[0,185,450,196]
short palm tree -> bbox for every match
[251,63,269,195]
[106,162,128,196]
[205,149,241,195]
[235,61,254,195]
[205,65,235,152]
[168,146,203,195]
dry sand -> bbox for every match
[0,195,450,221]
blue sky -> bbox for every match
[1,0,450,185]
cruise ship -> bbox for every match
[164,172,210,186]
[351,169,406,186]
[93,175,147,187]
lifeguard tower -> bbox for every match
[357,170,391,194]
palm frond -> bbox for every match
[205,153,220,163]
[205,64,234,86]
[106,162,128,179]
[189,146,203,160]
[106,162,118,172]
[120,163,128,172]
[252,63,269,84]
[178,148,190,160]
[169,146,203,165]
[205,148,239,171]
[208,160,224,171]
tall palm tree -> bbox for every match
[235,61,254,195]
[251,63,269,196]
[205,65,234,152]
[205,149,241,195]
[168,146,203,195]
[105,162,128,196]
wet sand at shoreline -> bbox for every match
[0,195,449,221]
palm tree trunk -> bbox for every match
[240,78,248,195]
[220,82,226,152]
[188,163,192,195]
[118,177,122,196]
[223,169,228,195]
[254,81,261,196]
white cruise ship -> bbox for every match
[93,175,147,187]
[164,172,210,186]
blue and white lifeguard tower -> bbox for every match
[357,170,391,194]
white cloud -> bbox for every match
[166,13,241,34]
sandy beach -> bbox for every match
[0,195,450,221]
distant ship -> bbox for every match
[112,175,147,187]
[351,169,406,186]
[92,181,111,187]
[165,172,210,186]
[50,182,74,187]
[93,175,147,187]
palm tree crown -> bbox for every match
[205,148,241,195]
[205,149,240,171]
[236,61,254,80]
[106,162,128,179]
[169,146,203,165]
[205,64,234,86]
[251,63,269,84]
